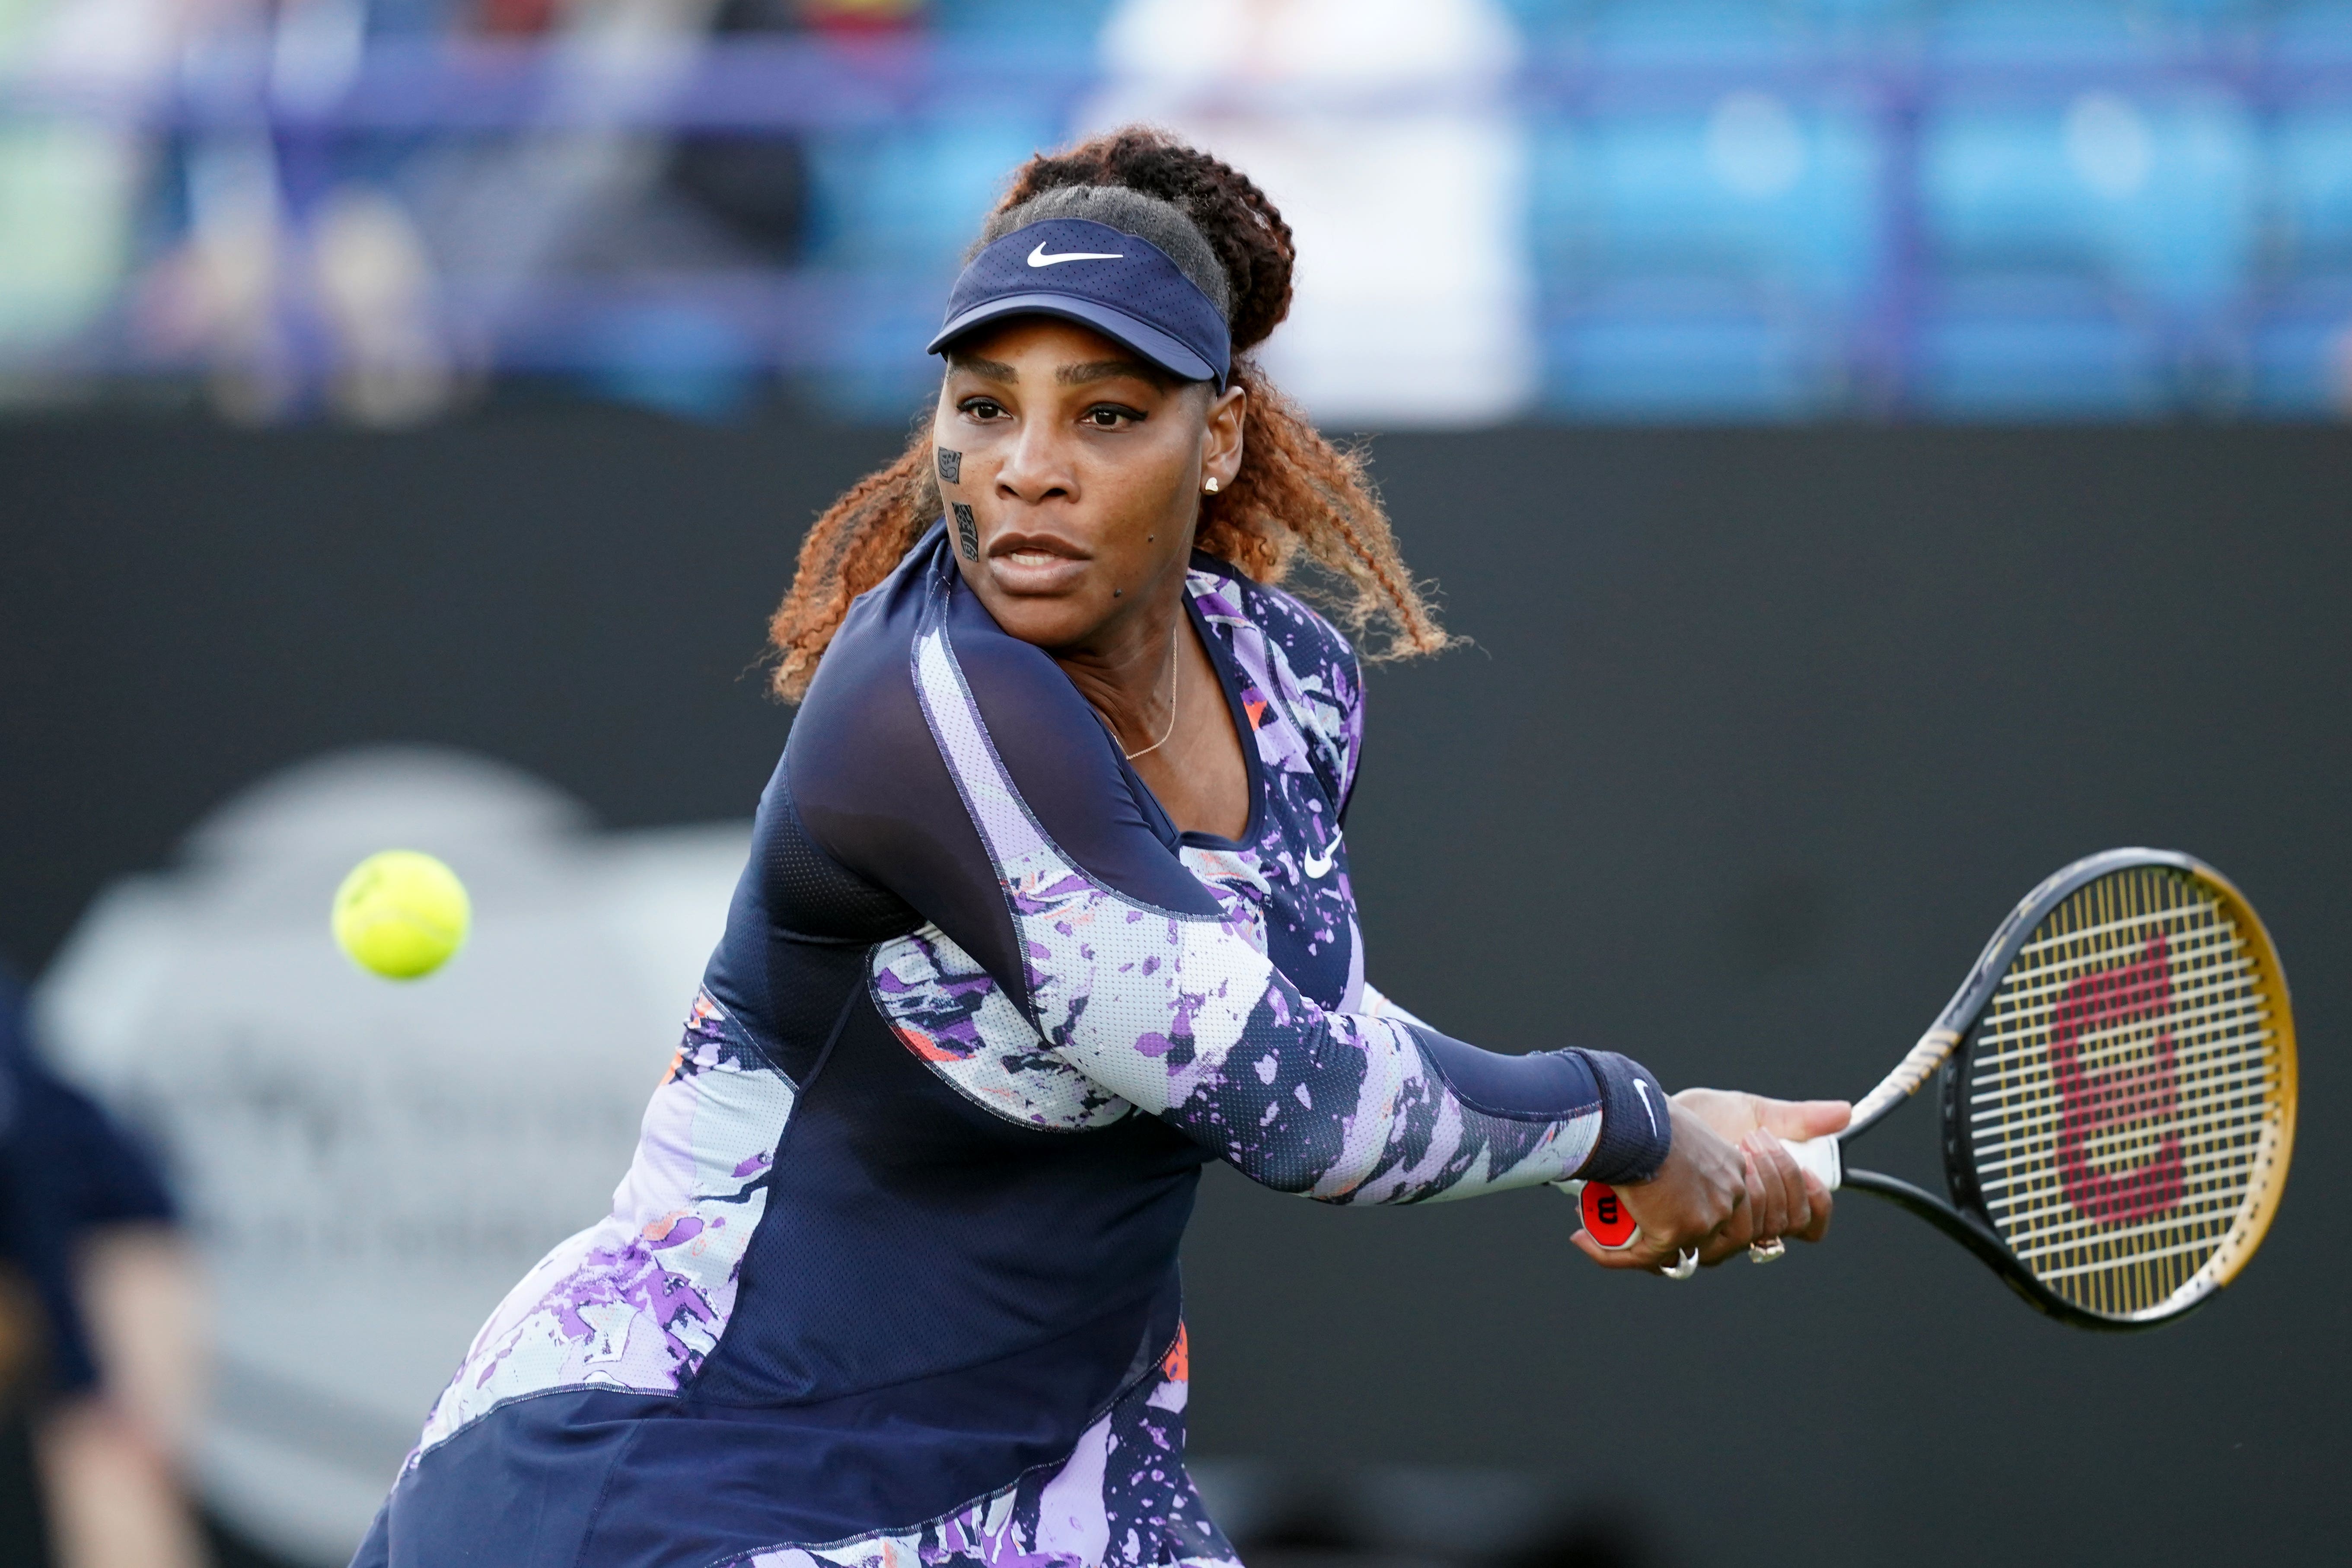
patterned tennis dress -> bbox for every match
[356,524,1671,1568]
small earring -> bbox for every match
[1203,477,1221,495]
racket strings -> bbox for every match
[1964,867,2286,1321]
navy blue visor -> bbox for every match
[927,218,1232,389]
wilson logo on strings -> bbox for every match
[2049,934,2183,1224]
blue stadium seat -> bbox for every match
[2269,110,2352,274]
[583,303,767,421]
[1531,101,1881,308]
[1912,280,2167,416]
[812,284,958,418]
[1543,281,1845,418]
[933,0,1118,43]
[801,118,1055,271]
[2138,0,2255,24]
[1783,0,1916,18]
[2247,283,2352,416]
[1781,0,1920,51]
[2269,0,2352,66]
[1921,96,2257,313]
[1581,0,1804,64]
[1927,0,2156,66]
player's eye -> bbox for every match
[958,397,1008,421]
[1082,404,1144,430]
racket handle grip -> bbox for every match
[1562,1135,1843,1251]
[1782,1133,1843,1192]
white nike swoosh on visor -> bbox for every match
[1027,242,1125,267]
[1303,829,1344,879]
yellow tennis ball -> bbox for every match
[332,850,471,980]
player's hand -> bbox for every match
[1570,1098,1750,1272]
[1674,1088,1850,1249]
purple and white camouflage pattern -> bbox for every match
[1182,565,1365,1005]
[870,926,1134,1131]
[408,991,791,1461]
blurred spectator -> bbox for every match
[392,0,872,417]
[658,0,921,267]
[0,968,210,1568]
[136,0,460,424]
[661,2,927,273]
[0,0,178,389]
[143,0,853,424]
[799,0,925,34]
[1087,0,1535,426]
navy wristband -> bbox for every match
[1574,1049,1673,1184]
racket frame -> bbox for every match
[1839,847,2297,1330]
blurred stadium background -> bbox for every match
[5,4,2352,1568]
[5,0,2352,424]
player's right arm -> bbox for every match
[785,561,1675,1205]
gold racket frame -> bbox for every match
[2177,863,2298,1301]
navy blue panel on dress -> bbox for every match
[690,1002,1202,1407]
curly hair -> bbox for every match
[767,126,1451,702]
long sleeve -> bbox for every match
[787,543,1673,1201]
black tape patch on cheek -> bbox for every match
[937,449,962,484]
[953,503,979,561]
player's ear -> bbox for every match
[1201,382,1245,492]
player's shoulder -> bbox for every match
[1186,556,1365,800]
[1192,561,1360,676]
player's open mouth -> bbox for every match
[988,533,1091,592]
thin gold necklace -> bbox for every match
[1121,619,1182,761]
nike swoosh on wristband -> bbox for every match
[1634,1079,1660,1135]
[1302,829,1343,880]
[1027,242,1125,267]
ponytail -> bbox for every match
[767,426,936,702]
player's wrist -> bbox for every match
[1571,1049,1673,1185]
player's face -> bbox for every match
[934,317,1243,654]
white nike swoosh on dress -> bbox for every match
[1027,242,1125,267]
[1302,829,1344,879]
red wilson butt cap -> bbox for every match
[1581,1182,1640,1249]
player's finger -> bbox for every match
[1753,1131,1811,1239]
[1571,1228,1676,1272]
[1681,1177,1746,1267]
[1791,1172,1835,1243]
[1752,1097,1852,1142]
[1742,1135,1798,1241]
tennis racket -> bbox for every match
[1567,848,2298,1329]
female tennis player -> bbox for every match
[357,128,1845,1568]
